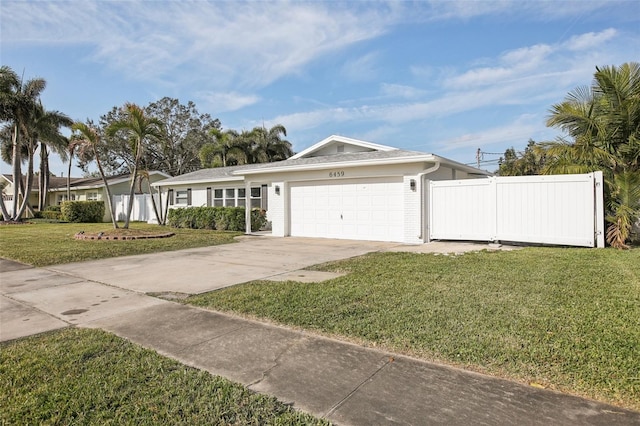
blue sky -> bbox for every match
[1,0,638,177]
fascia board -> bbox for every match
[151,176,243,187]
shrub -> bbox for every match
[167,207,267,232]
[60,201,105,223]
[41,210,61,220]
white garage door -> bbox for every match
[290,177,404,242]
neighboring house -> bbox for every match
[2,171,169,222]
[153,135,491,244]
[1,174,85,218]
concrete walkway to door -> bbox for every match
[1,237,639,425]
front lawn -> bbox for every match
[0,222,239,266]
[187,247,640,410]
[0,328,327,425]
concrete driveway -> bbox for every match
[46,235,396,294]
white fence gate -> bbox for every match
[428,172,605,248]
[112,194,159,223]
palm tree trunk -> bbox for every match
[67,155,72,201]
[38,144,47,210]
[11,124,21,220]
[124,163,138,229]
[95,154,119,229]
[15,148,35,220]
[147,178,162,225]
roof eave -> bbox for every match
[236,155,440,176]
[152,176,243,187]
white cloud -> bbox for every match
[197,91,260,113]
[380,83,426,99]
[563,28,618,51]
[437,115,539,151]
[1,1,396,89]
[341,52,380,81]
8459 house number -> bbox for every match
[329,171,345,178]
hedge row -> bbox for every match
[167,207,267,232]
[60,201,105,223]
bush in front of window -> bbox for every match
[60,201,105,223]
[167,207,266,232]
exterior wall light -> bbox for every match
[410,179,416,191]
[275,185,280,195]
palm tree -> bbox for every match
[245,124,293,164]
[65,136,83,201]
[0,65,46,220]
[540,62,640,248]
[71,122,119,229]
[199,128,244,167]
[106,103,163,228]
[30,104,73,210]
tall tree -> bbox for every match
[106,103,163,229]
[77,98,220,177]
[540,62,640,248]
[145,97,220,175]
[498,140,545,176]
[31,105,73,210]
[199,128,244,168]
[0,66,46,220]
[71,122,119,229]
[244,124,293,164]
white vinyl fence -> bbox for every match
[428,172,604,248]
[112,194,159,223]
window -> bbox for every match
[87,192,99,201]
[209,187,262,207]
[237,188,246,207]
[213,189,223,206]
[175,190,188,205]
[225,188,235,207]
[250,187,262,208]
[57,194,76,204]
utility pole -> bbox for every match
[476,148,481,168]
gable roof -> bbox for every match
[290,135,396,159]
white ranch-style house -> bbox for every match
[153,135,490,244]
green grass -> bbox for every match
[0,222,239,266]
[186,248,640,410]
[0,328,328,425]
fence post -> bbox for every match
[594,171,605,248]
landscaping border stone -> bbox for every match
[74,232,175,241]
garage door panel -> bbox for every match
[290,178,404,242]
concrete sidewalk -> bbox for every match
[1,238,639,425]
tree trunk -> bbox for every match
[124,163,138,229]
[95,153,119,229]
[15,148,35,220]
[38,144,48,210]
[11,124,21,220]
[147,177,162,225]
[67,149,73,201]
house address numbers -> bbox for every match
[329,171,345,178]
